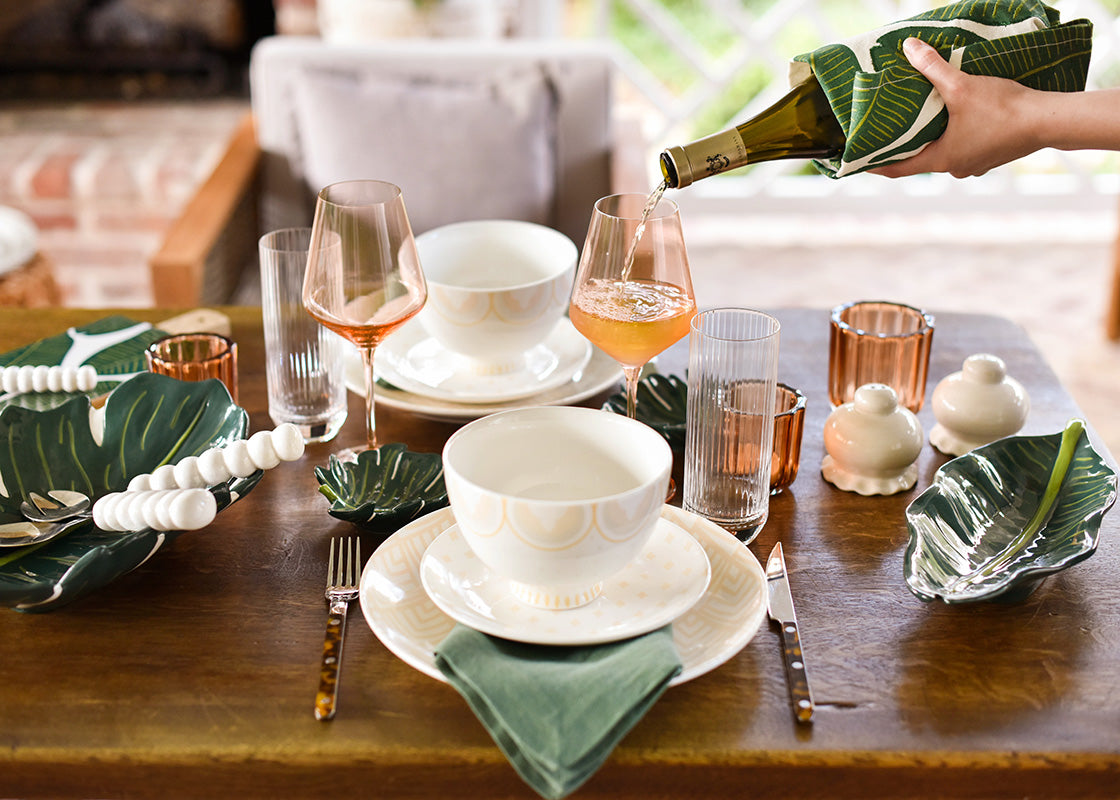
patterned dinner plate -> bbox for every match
[375,318,593,404]
[418,517,711,646]
[344,340,622,423]
[359,504,767,685]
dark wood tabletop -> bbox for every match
[1,306,1117,799]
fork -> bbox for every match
[314,536,361,721]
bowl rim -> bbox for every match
[442,405,672,506]
[415,219,577,293]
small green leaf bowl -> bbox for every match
[315,444,448,534]
[904,419,1117,604]
[602,373,687,450]
[0,373,262,613]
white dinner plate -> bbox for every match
[345,341,622,423]
[359,505,768,686]
[375,317,593,404]
[418,518,711,646]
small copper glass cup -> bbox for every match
[770,383,806,494]
[828,300,934,413]
[146,333,239,403]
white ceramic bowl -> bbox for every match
[442,406,672,609]
[415,220,577,373]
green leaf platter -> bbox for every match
[904,419,1117,604]
[315,443,447,535]
[0,372,262,612]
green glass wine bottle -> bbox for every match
[659,74,846,188]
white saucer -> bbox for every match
[374,318,592,404]
[359,505,768,686]
[346,342,622,423]
[418,518,711,646]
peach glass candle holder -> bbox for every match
[146,333,238,403]
[770,383,806,494]
[828,300,934,413]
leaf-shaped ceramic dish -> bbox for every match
[0,372,262,612]
[0,315,167,413]
[904,419,1117,604]
[315,443,447,534]
[603,373,687,450]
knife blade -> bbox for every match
[766,542,814,723]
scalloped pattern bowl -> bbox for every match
[315,443,448,534]
[904,420,1117,604]
[0,373,262,612]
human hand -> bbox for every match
[871,37,1042,178]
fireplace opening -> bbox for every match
[0,1,276,100]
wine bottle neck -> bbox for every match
[660,75,845,188]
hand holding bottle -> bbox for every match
[873,38,1120,179]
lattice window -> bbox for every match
[576,0,1120,214]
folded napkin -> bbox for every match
[435,624,682,800]
[793,0,1093,177]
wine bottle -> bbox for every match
[659,74,846,188]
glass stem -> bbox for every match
[361,346,378,450]
[622,365,643,419]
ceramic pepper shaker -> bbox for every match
[930,353,1029,456]
[821,383,923,496]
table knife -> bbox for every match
[766,542,814,723]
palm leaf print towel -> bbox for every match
[794,0,1093,177]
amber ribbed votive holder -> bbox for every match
[146,332,239,403]
[770,383,806,494]
[828,300,934,413]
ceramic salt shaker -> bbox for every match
[821,383,923,496]
[930,353,1029,456]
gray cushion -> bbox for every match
[291,64,558,235]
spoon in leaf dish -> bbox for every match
[0,516,87,548]
[20,490,91,523]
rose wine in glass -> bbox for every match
[302,180,427,457]
[569,193,696,419]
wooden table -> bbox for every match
[1,306,1118,799]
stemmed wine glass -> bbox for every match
[569,192,697,419]
[303,180,427,458]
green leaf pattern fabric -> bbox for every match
[792,0,1093,177]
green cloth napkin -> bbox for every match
[435,624,682,800]
[793,0,1093,177]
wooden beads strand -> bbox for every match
[126,423,306,492]
[1,364,98,394]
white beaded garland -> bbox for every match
[1,364,98,394]
[124,423,305,492]
[246,430,282,471]
[93,488,217,532]
[222,441,257,478]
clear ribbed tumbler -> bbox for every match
[260,228,347,443]
[683,308,780,543]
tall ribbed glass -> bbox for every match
[260,228,347,443]
[683,308,780,542]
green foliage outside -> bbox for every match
[604,0,881,140]
[605,0,1120,127]
[597,0,1120,175]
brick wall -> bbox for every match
[0,100,247,307]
